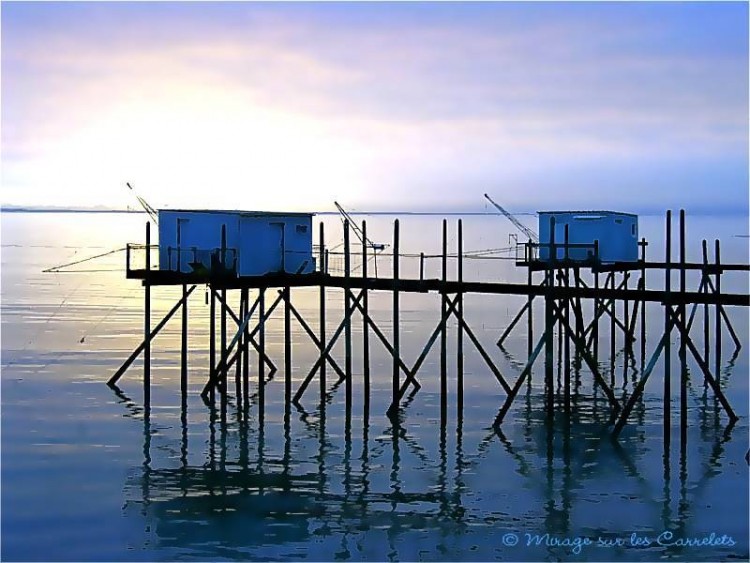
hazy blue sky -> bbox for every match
[2,2,748,213]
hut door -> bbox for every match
[269,222,285,273]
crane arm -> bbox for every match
[334,201,387,251]
[126,182,159,224]
[484,193,538,242]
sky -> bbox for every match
[1,2,748,214]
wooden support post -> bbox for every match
[527,264,533,359]
[715,239,722,383]
[392,219,400,416]
[344,220,352,416]
[362,221,371,414]
[594,239,599,360]
[457,219,464,419]
[209,287,216,405]
[319,222,326,406]
[108,286,197,387]
[181,283,188,404]
[664,210,672,446]
[545,216,555,421]
[144,221,151,407]
[178,221,188,405]
[564,225,570,414]
[285,285,292,419]
[258,288,265,421]
[242,288,250,408]
[679,209,687,448]
[610,272,616,383]
[702,240,710,388]
[640,238,647,371]
[624,271,630,355]
[235,291,244,411]
[220,225,227,421]
[441,219,448,425]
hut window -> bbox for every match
[296,225,308,234]
[615,218,623,224]
[631,224,636,235]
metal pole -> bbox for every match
[420,252,425,282]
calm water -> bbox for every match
[1,211,748,562]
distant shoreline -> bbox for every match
[1,207,747,217]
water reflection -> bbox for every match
[113,379,745,561]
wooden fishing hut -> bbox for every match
[108,207,749,446]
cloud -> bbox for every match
[1,2,747,211]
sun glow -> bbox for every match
[12,83,368,211]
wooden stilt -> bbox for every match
[235,290,243,410]
[319,222,326,407]
[715,239,722,383]
[640,238,647,372]
[285,284,292,419]
[702,240,710,388]
[144,221,151,408]
[209,288,216,405]
[220,225,227,421]
[258,288,265,421]
[242,288,249,408]
[564,225,570,415]
[344,220,352,416]
[362,221,371,414]
[440,219,448,425]
[545,216,555,421]
[392,219,400,417]
[457,219,464,419]
[679,209,687,448]
[664,210,672,446]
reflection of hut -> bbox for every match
[538,211,639,263]
[158,209,315,276]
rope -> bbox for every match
[43,247,126,273]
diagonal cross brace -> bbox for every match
[445,295,512,394]
[348,288,421,394]
[278,289,347,381]
[667,306,738,422]
[550,300,621,418]
[108,285,196,387]
[391,294,460,410]
[612,316,675,437]
[493,334,547,427]
[293,290,365,404]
